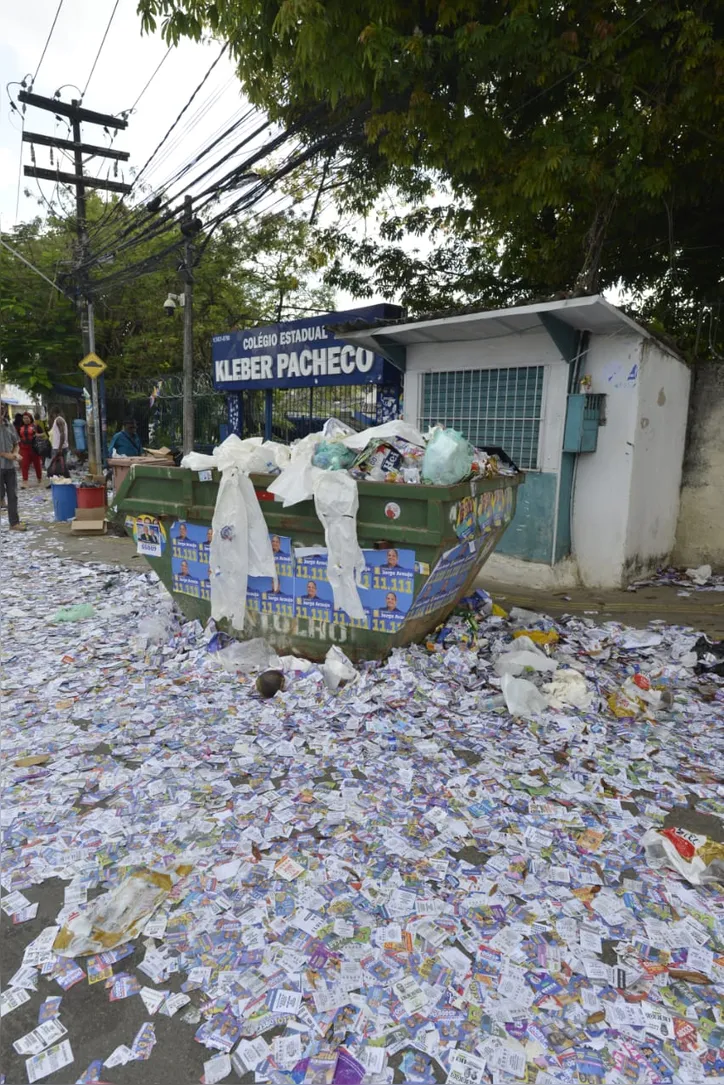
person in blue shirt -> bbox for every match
[108,418,143,458]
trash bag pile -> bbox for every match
[310,418,518,488]
[3,514,724,1083]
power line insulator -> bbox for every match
[180,217,203,237]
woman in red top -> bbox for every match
[18,411,43,488]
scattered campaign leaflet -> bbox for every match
[3,493,724,1085]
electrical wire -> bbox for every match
[84,45,231,255]
[0,234,71,296]
[84,108,277,264]
[129,47,172,113]
[82,0,121,101]
[131,43,228,193]
[32,0,65,86]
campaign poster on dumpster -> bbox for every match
[126,514,167,558]
[171,521,212,601]
[247,534,295,616]
[294,550,335,622]
[406,538,479,620]
[294,547,415,631]
[362,548,415,633]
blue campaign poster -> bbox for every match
[406,538,480,620]
[294,551,335,622]
[294,547,416,631]
[247,534,295,617]
[360,548,415,633]
[171,521,212,601]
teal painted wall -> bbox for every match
[554,453,575,562]
[497,472,557,563]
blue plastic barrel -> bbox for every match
[52,484,77,522]
[73,418,87,452]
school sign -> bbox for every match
[211,304,403,391]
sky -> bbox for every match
[0,0,248,228]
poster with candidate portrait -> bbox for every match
[405,538,480,620]
[127,514,167,558]
[247,534,295,617]
[293,547,416,631]
[360,548,415,633]
[171,521,212,601]
[294,550,335,622]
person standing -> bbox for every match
[0,407,27,531]
[48,407,71,479]
[108,418,143,458]
[18,411,43,488]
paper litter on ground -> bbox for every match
[2,488,724,1082]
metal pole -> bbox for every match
[72,99,97,476]
[87,303,103,476]
[264,389,273,441]
[182,195,194,454]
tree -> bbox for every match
[137,0,724,353]
[0,193,333,390]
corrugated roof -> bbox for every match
[332,294,682,360]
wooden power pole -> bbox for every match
[19,90,131,474]
[181,195,195,455]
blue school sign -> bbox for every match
[212,304,403,391]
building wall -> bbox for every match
[673,363,724,570]
[402,329,568,564]
[569,336,642,586]
[624,342,691,577]
[403,326,691,587]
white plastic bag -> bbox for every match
[494,650,558,677]
[54,865,190,957]
[323,646,357,690]
[641,827,724,886]
[341,420,425,451]
[268,432,323,507]
[215,638,281,673]
[501,673,549,717]
[210,469,275,632]
[182,436,278,632]
[542,669,593,710]
[313,472,366,620]
[494,636,558,677]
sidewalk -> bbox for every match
[482,577,724,639]
[9,486,724,639]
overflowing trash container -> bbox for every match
[112,420,524,661]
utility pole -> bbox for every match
[19,90,131,475]
[181,194,195,454]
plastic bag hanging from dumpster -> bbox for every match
[268,432,366,620]
[182,436,279,631]
[313,471,366,621]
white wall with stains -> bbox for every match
[571,335,642,586]
[567,335,689,587]
[625,342,691,575]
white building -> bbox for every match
[342,295,691,589]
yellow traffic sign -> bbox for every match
[78,353,107,379]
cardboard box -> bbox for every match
[71,508,107,534]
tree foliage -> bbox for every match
[137,0,724,353]
[0,193,333,391]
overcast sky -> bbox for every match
[0,0,246,227]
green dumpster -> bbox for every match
[112,465,523,661]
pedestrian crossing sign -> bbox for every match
[79,353,107,378]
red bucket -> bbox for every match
[76,486,106,510]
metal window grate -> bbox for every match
[419,366,544,469]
